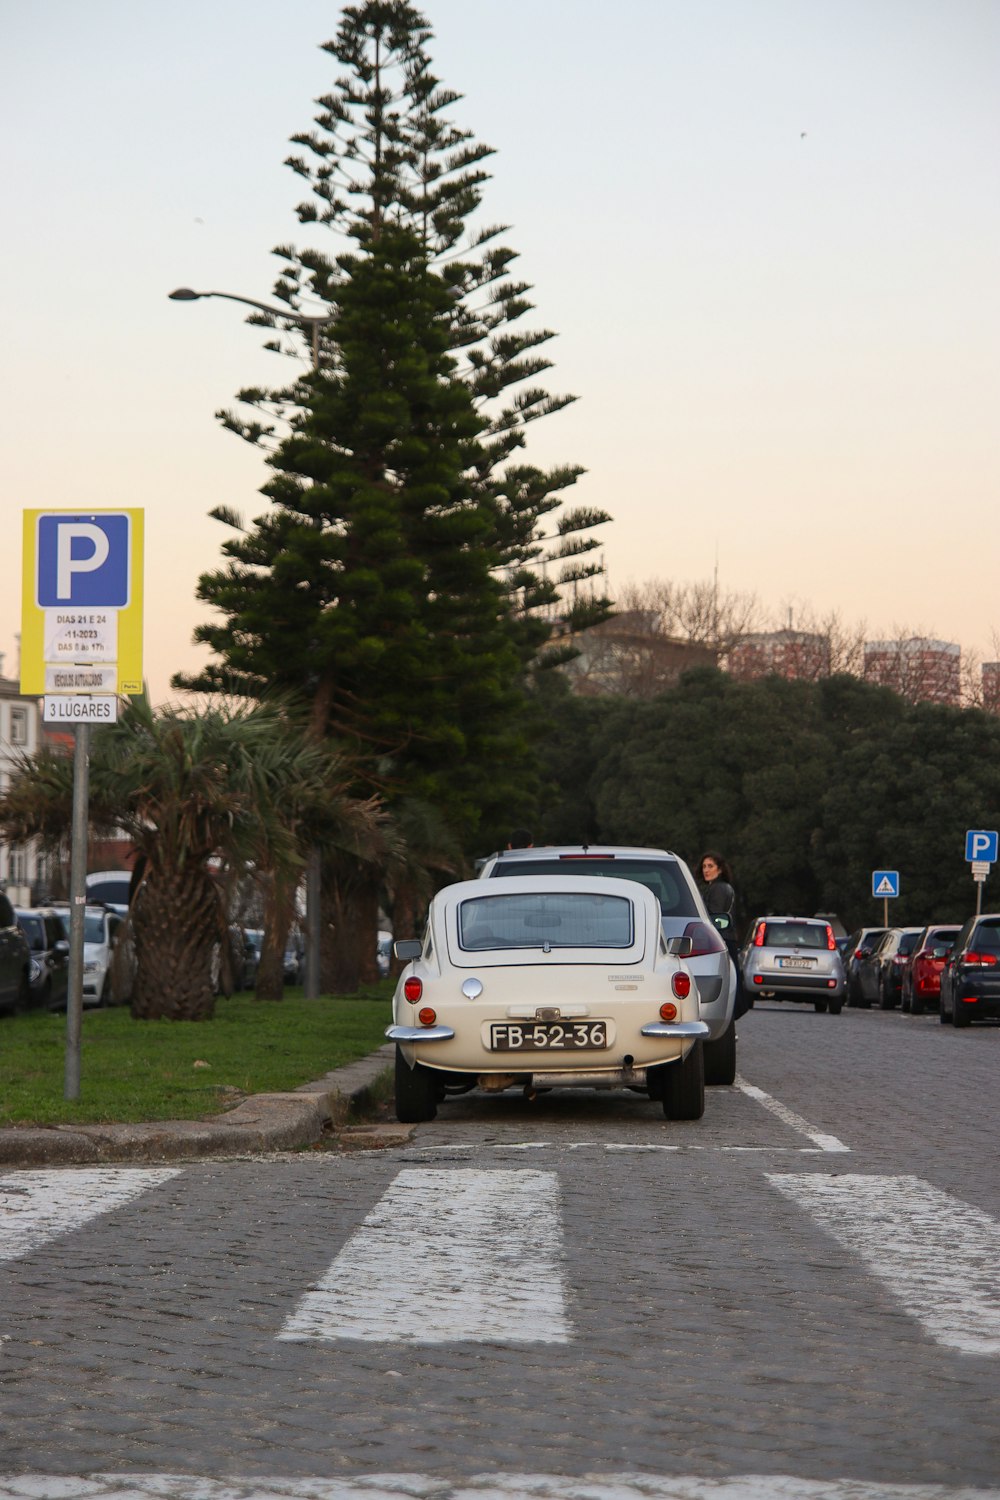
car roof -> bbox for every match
[486,844,680,862]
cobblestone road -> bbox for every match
[1,1004,998,1498]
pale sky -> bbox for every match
[2,0,998,703]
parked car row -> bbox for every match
[838,917,1000,1026]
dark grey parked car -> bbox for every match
[15,906,71,1010]
[0,892,32,1013]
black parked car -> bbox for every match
[871,926,924,1009]
[939,914,1000,1027]
[0,893,32,1013]
[15,907,71,1010]
[843,927,888,1007]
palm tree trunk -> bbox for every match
[130,867,221,1020]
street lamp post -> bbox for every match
[170,286,335,999]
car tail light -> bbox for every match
[825,925,836,951]
[683,920,725,956]
[659,1001,678,1020]
[418,1007,437,1026]
[962,951,998,967]
[753,974,764,984]
[892,954,908,966]
[403,976,423,1003]
[755,924,766,947]
[827,979,836,988]
[671,972,691,999]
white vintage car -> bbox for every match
[387,875,709,1124]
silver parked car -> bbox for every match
[477,845,738,1084]
[741,916,846,1013]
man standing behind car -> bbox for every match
[696,851,750,1018]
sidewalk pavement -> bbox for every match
[0,1044,409,1168]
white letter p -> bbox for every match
[56,523,109,600]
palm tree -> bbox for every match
[0,696,382,1019]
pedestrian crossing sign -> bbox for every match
[872,870,899,898]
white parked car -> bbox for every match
[477,845,738,1084]
[387,875,709,1123]
[52,904,126,1006]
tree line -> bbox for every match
[528,668,1000,934]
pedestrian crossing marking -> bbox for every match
[278,1167,571,1344]
[1,1473,997,1498]
[0,1168,181,1263]
[767,1172,1000,1355]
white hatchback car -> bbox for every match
[387,875,709,1124]
[478,845,738,1084]
[52,904,125,1006]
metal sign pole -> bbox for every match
[64,721,90,1100]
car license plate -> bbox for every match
[490,1020,608,1051]
[778,958,814,970]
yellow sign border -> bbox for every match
[21,509,144,695]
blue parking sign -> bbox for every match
[965,830,999,864]
[36,513,131,609]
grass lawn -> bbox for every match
[0,984,393,1127]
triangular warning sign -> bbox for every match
[874,875,895,896]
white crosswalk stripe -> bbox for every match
[766,1172,1000,1355]
[0,1168,181,1263]
[0,1473,997,1498]
[278,1167,571,1344]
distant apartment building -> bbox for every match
[981,663,1000,714]
[863,637,961,706]
[727,629,832,682]
[560,611,718,698]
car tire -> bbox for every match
[952,999,971,1028]
[814,1000,828,1013]
[17,971,31,1011]
[939,1000,951,1024]
[394,1045,439,1122]
[878,977,894,1010]
[900,989,911,1014]
[828,998,843,1015]
[910,994,924,1016]
[662,1041,705,1120]
[703,1020,736,1086]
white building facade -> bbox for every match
[0,655,49,903]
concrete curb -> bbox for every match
[0,1044,396,1168]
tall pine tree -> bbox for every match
[176,3,611,972]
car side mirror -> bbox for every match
[931,946,947,959]
[712,913,732,934]
[393,939,422,961]
[667,935,694,958]
[54,939,70,957]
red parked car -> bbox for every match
[901,924,960,1015]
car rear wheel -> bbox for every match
[952,999,972,1028]
[703,1020,736,1086]
[878,977,894,1010]
[661,1041,705,1120]
[828,998,843,1015]
[910,994,924,1016]
[394,1046,439,1122]
[814,1000,828,1013]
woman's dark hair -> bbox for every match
[697,850,733,884]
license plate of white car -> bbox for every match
[490,1020,608,1051]
[778,958,814,969]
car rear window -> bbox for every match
[17,916,45,951]
[972,923,1000,951]
[761,921,828,949]
[490,857,697,917]
[458,891,634,951]
[898,931,921,954]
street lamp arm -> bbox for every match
[168,287,335,330]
